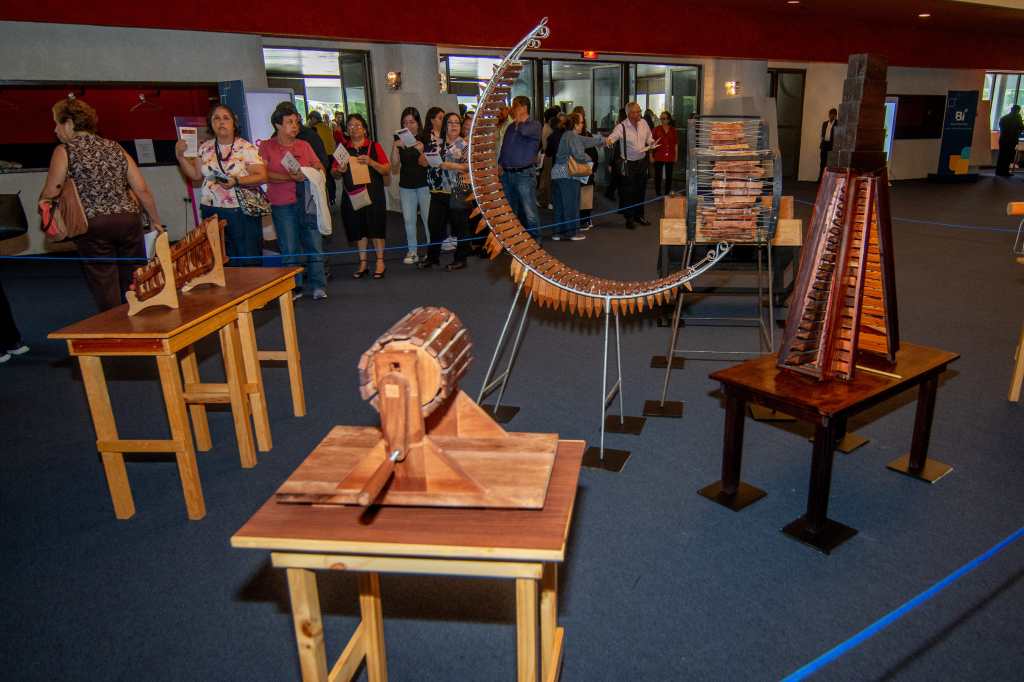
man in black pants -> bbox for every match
[605,102,654,229]
[996,104,1023,177]
[818,107,838,181]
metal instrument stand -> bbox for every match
[477,277,532,423]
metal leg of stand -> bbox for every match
[477,277,525,404]
[493,291,533,411]
[600,303,610,458]
[614,308,624,424]
[767,242,775,352]
[659,292,685,405]
[583,300,631,471]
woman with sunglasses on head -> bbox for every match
[334,113,390,279]
[651,111,678,196]
[175,104,268,267]
[390,107,429,265]
[418,112,471,271]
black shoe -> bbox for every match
[417,259,439,269]
[445,260,467,271]
[625,219,636,230]
[636,217,651,226]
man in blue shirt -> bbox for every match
[498,96,543,238]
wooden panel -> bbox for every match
[772,218,803,246]
[69,338,164,354]
[779,195,794,220]
[231,440,585,561]
[659,218,687,245]
[663,195,686,219]
[50,267,300,340]
[1006,201,1024,216]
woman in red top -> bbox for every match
[651,111,678,196]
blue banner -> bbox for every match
[936,90,978,175]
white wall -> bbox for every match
[783,60,985,181]
[553,78,591,117]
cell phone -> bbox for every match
[393,134,400,141]
[209,170,230,183]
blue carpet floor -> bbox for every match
[2,173,1022,680]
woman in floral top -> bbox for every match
[175,104,267,266]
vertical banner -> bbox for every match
[937,90,979,175]
[218,80,250,141]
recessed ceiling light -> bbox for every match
[787,1,800,4]
[918,13,930,18]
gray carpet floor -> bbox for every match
[2,172,1023,681]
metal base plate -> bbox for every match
[643,400,683,418]
[749,404,795,421]
[886,454,953,483]
[697,480,767,511]
[656,316,681,328]
[782,516,858,554]
[650,355,685,369]
[604,415,646,435]
[479,404,520,424]
[582,447,631,472]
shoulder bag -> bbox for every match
[40,148,88,241]
[217,140,271,218]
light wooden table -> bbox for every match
[231,439,584,682]
[50,267,304,520]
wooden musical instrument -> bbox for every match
[777,54,899,382]
[275,307,560,508]
[126,216,228,316]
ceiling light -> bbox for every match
[787,1,799,4]
[918,13,930,18]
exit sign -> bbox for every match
[582,51,599,60]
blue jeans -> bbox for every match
[200,205,262,267]
[552,178,580,238]
[501,168,541,237]
[399,185,431,251]
[271,202,325,292]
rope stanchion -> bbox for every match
[782,525,1024,681]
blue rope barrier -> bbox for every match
[781,525,1024,681]
[791,198,1017,234]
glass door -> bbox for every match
[768,68,806,180]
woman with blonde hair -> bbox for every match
[39,97,163,311]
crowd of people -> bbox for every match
[30,94,680,315]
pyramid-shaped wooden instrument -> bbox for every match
[777,54,899,381]
[275,307,558,508]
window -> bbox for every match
[985,72,1024,130]
[440,55,535,114]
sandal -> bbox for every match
[352,264,369,279]
[373,267,387,279]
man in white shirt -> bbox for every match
[819,107,838,181]
[605,102,654,229]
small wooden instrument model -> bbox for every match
[126,216,228,316]
[275,307,559,508]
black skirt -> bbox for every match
[341,183,387,241]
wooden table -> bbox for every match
[698,343,959,553]
[50,267,304,520]
[231,439,585,682]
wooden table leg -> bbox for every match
[236,311,272,451]
[540,564,564,682]
[179,345,212,451]
[698,391,765,510]
[1008,321,1024,402]
[358,572,387,682]
[78,355,135,519]
[156,354,206,520]
[887,374,953,483]
[782,417,857,553]
[219,323,257,469]
[516,577,538,682]
[279,290,307,417]
[286,568,328,682]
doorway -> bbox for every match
[768,69,806,180]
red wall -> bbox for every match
[1,2,1022,70]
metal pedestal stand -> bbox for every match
[646,242,780,419]
[477,290,644,474]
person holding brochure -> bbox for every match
[550,112,603,241]
[333,113,390,279]
[40,96,164,311]
[259,102,327,301]
[175,104,267,266]
[419,113,471,271]
[390,107,430,265]
[604,102,654,229]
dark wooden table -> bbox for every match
[699,342,959,553]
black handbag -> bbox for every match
[0,193,28,242]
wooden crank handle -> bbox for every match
[357,450,403,506]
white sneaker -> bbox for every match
[403,252,419,265]
[292,291,304,301]
[441,236,457,252]
[550,235,562,241]
[0,353,9,364]
[569,234,587,241]
[312,288,327,300]
[6,344,28,355]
